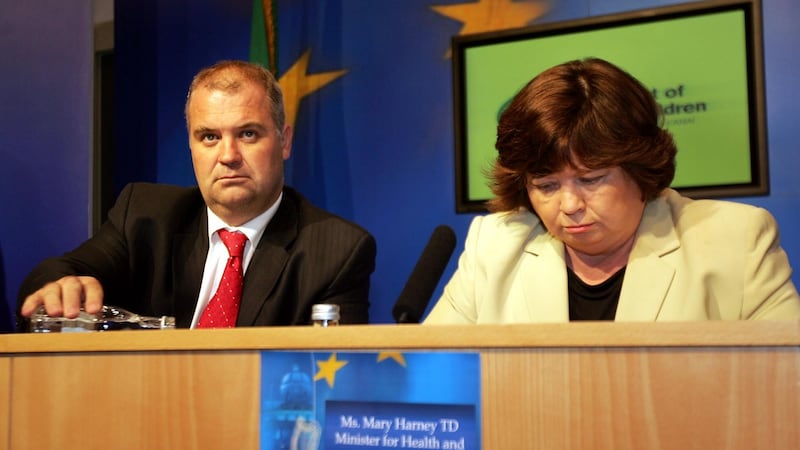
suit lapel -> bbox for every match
[172,209,208,328]
[616,195,679,321]
[236,191,298,326]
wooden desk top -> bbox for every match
[2,320,798,354]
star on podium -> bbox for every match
[313,353,349,388]
[377,352,407,367]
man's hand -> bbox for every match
[20,276,104,318]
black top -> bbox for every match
[568,266,626,321]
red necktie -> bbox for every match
[197,230,248,328]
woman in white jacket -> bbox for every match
[425,58,800,323]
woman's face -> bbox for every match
[527,164,646,261]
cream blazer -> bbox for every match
[424,189,800,323]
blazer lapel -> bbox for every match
[520,228,570,322]
[616,195,680,321]
[236,192,297,326]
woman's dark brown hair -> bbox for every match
[488,57,677,213]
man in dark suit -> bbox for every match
[17,60,376,330]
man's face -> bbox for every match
[188,81,292,226]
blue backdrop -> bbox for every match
[3,0,799,330]
[115,0,800,324]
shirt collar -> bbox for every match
[206,191,283,246]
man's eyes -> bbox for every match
[198,131,260,142]
[241,130,258,139]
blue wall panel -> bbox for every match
[0,0,93,331]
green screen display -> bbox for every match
[453,0,767,212]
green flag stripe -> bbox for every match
[249,0,277,73]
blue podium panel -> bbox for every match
[260,351,480,450]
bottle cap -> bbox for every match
[311,304,340,321]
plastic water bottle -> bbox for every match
[310,304,340,327]
[29,304,176,332]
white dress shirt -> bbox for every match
[190,193,282,327]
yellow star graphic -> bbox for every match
[313,353,349,388]
[432,0,549,57]
[278,50,347,129]
[377,352,407,367]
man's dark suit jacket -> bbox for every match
[17,183,376,330]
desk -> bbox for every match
[2,321,798,449]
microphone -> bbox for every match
[392,225,457,324]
